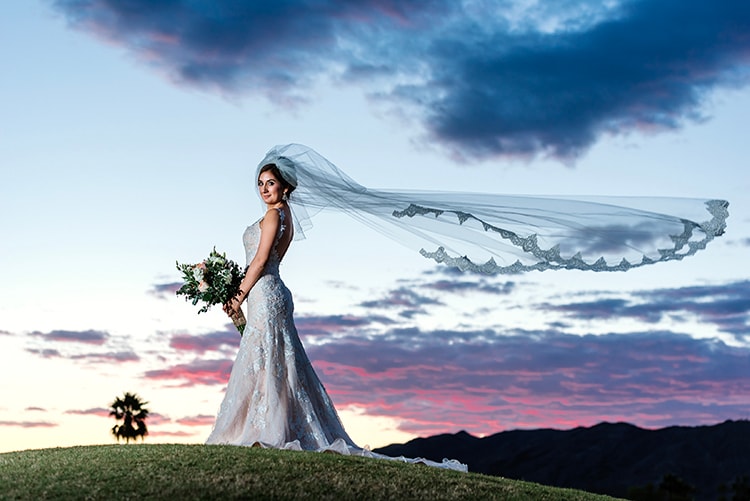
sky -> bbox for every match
[1,0,749,453]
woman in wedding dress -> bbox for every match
[207,162,356,451]
[206,158,465,469]
[205,143,726,470]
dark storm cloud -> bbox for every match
[547,280,750,341]
[50,0,750,159]
[416,0,750,159]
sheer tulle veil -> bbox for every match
[256,144,728,274]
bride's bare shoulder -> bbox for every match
[259,207,281,227]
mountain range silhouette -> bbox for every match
[373,420,750,500]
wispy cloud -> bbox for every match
[50,0,750,159]
[26,348,62,358]
[71,351,140,362]
[26,348,139,363]
[309,326,750,434]
[0,420,57,428]
[140,276,750,435]
[296,314,393,337]
[144,359,233,386]
[169,330,238,354]
[30,329,109,345]
[420,278,516,295]
[65,407,111,417]
[22,327,141,363]
[147,412,172,426]
[360,287,442,318]
[149,281,182,300]
[546,280,750,342]
[175,415,215,427]
[147,429,198,437]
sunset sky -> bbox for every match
[1,0,749,453]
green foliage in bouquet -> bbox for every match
[176,249,246,335]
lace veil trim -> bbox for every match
[254,144,728,274]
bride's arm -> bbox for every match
[224,209,281,316]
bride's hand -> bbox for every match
[223,293,242,316]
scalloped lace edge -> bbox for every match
[392,200,728,274]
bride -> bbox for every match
[206,160,358,452]
[205,144,727,469]
[205,154,466,470]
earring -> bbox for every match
[282,192,288,201]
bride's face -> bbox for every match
[258,171,286,205]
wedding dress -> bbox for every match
[206,209,467,471]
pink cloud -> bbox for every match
[300,328,750,438]
[147,412,172,425]
[176,415,215,427]
[147,430,197,437]
[144,359,233,386]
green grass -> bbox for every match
[0,444,623,500]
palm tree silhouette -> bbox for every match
[109,392,149,443]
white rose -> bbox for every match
[193,267,204,281]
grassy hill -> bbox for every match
[0,444,623,500]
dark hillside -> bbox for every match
[374,420,750,500]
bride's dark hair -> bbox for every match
[259,163,296,195]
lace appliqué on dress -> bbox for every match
[205,210,467,472]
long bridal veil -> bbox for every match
[257,144,728,274]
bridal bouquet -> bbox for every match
[176,248,246,335]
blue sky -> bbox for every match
[1,0,748,453]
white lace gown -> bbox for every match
[206,211,466,471]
